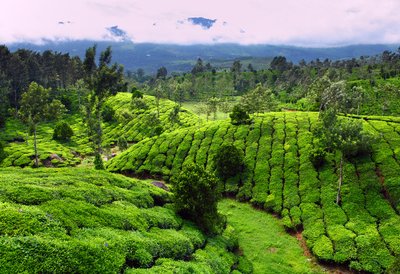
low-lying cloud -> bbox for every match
[1,0,400,46]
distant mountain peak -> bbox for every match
[187,17,217,29]
[105,26,129,41]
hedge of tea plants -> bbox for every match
[0,168,243,273]
[108,112,400,273]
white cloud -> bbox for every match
[1,0,400,46]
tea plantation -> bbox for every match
[0,92,200,168]
[0,168,244,273]
[2,92,400,273]
[107,110,400,273]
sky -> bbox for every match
[1,0,400,47]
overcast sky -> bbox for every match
[1,0,400,46]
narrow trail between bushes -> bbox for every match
[219,199,357,274]
[218,199,324,274]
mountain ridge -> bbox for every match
[5,41,399,73]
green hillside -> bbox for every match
[107,111,400,273]
[0,93,200,168]
[0,168,243,273]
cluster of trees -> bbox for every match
[1,45,126,168]
[0,45,83,126]
[126,48,400,117]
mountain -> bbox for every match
[6,41,399,74]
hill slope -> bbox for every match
[0,93,199,168]
[0,168,242,273]
[108,112,400,273]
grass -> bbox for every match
[219,199,323,274]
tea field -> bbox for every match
[0,168,244,273]
[0,93,200,168]
[107,110,400,273]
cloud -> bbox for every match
[1,0,400,46]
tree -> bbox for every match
[82,45,126,167]
[230,104,251,125]
[171,163,223,234]
[0,142,6,163]
[19,82,66,167]
[218,99,232,118]
[0,73,11,127]
[156,66,167,80]
[231,60,242,91]
[191,58,205,75]
[169,104,180,125]
[53,121,74,141]
[153,81,165,118]
[319,80,347,113]
[314,108,373,204]
[240,83,276,115]
[206,97,220,120]
[131,86,143,98]
[213,144,245,189]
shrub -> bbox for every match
[131,86,143,98]
[52,121,74,141]
[171,163,223,234]
[213,144,245,182]
[101,104,115,122]
[230,104,251,125]
[312,235,334,260]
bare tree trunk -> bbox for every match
[336,155,343,205]
[33,125,38,168]
[96,105,103,155]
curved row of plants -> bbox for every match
[107,112,400,273]
[0,168,244,273]
[0,93,200,168]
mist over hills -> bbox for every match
[7,41,399,74]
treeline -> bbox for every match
[0,45,84,125]
[129,47,400,116]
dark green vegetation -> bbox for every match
[172,163,223,234]
[219,199,322,273]
[7,41,398,73]
[0,168,243,273]
[108,111,400,273]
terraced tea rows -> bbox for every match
[108,112,400,273]
[0,93,200,168]
[0,168,241,273]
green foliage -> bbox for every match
[117,136,128,151]
[0,168,239,273]
[171,163,223,234]
[213,144,244,181]
[241,83,277,114]
[107,111,400,273]
[309,146,326,168]
[52,121,74,141]
[0,142,6,163]
[230,104,251,125]
[101,104,115,122]
[94,153,104,170]
[131,86,143,98]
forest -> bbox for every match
[1,43,400,273]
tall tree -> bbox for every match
[19,82,65,167]
[191,58,205,75]
[240,83,276,115]
[82,46,126,166]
